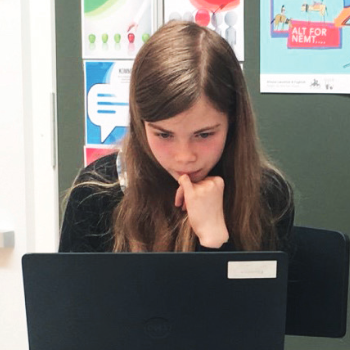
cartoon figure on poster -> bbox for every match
[261,0,350,94]
[82,0,154,59]
[164,0,244,61]
[85,60,133,146]
[271,4,291,34]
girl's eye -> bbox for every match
[196,132,213,139]
[157,133,172,139]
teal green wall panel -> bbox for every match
[56,0,85,204]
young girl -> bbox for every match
[59,21,294,253]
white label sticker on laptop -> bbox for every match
[227,261,277,279]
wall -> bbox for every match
[57,1,350,349]
[244,1,350,349]
[0,1,58,349]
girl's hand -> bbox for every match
[175,174,229,248]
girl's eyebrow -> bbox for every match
[147,124,173,133]
[193,124,221,134]
[147,123,221,134]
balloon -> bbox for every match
[195,9,211,27]
[190,0,240,13]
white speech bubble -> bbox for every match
[87,60,133,142]
[87,83,129,142]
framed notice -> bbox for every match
[261,0,350,93]
[164,0,245,61]
[84,60,133,146]
[82,0,157,59]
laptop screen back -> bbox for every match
[22,252,288,350]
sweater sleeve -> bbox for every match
[59,153,123,252]
[196,240,236,252]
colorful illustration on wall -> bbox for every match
[85,60,133,146]
[82,0,155,59]
[164,0,245,61]
[261,0,350,93]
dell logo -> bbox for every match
[144,317,171,339]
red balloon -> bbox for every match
[195,9,211,27]
[190,0,240,13]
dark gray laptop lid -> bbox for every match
[22,252,288,350]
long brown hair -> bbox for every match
[113,21,292,252]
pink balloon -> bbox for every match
[190,0,240,13]
[195,9,211,27]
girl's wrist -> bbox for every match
[198,227,229,249]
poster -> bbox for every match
[84,145,116,165]
[164,0,245,61]
[82,0,156,59]
[261,0,350,93]
[84,60,133,146]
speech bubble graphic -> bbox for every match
[87,83,129,142]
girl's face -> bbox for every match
[144,96,229,183]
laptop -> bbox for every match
[22,252,288,350]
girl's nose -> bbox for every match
[174,141,197,164]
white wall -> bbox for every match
[0,1,57,349]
